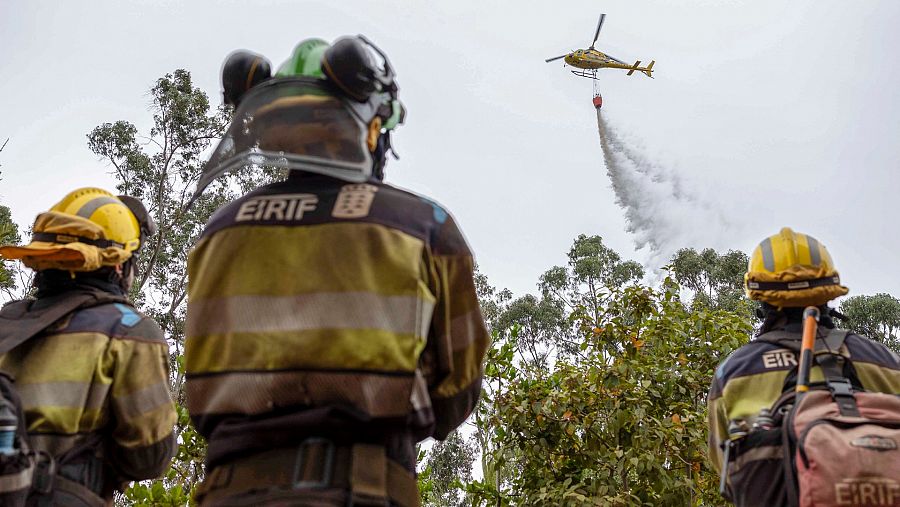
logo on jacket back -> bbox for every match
[762,348,797,369]
[332,184,378,219]
[834,478,899,506]
[235,194,319,222]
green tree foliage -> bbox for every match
[839,293,900,351]
[517,234,645,364]
[474,267,512,332]
[467,238,752,506]
[419,430,478,507]
[88,70,280,505]
[0,204,20,294]
[1,142,27,300]
[669,248,750,316]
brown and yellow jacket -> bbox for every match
[0,282,177,497]
[185,173,489,470]
[707,319,900,473]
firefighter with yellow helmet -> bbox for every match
[0,188,177,505]
[184,36,489,505]
[708,227,900,505]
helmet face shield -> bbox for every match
[195,78,374,199]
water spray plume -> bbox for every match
[596,111,732,265]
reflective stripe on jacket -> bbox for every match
[185,174,489,468]
[0,295,177,482]
[707,324,900,473]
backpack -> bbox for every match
[0,290,128,506]
[722,328,900,507]
[0,371,32,505]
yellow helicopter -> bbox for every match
[546,14,655,80]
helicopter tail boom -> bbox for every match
[626,60,654,78]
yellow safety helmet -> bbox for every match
[744,227,848,308]
[0,188,154,272]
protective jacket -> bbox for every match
[0,278,177,505]
[707,316,900,473]
[185,173,489,504]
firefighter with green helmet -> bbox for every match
[185,36,489,506]
[0,188,177,505]
[708,227,900,506]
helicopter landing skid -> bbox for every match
[571,69,599,80]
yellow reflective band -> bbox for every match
[188,223,427,300]
[432,335,485,398]
[0,332,110,383]
[853,362,900,394]
[24,407,107,435]
[185,328,424,374]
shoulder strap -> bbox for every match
[816,328,849,356]
[764,328,862,397]
[0,291,129,356]
[756,328,849,355]
[812,329,860,416]
[756,330,801,352]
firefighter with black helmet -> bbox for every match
[708,227,900,506]
[185,36,488,506]
[0,188,177,505]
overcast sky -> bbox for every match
[1,0,898,300]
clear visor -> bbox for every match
[194,78,373,202]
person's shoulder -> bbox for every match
[377,183,452,219]
[66,302,166,344]
[714,338,790,384]
[843,331,900,369]
[380,183,473,255]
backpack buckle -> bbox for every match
[291,438,335,489]
[827,378,854,397]
[826,378,861,417]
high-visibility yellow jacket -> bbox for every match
[707,321,900,473]
[0,287,177,487]
[185,173,489,469]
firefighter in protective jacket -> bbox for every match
[184,37,489,506]
[0,188,177,505]
[708,227,900,505]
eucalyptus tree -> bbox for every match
[840,293,900,351]
[88,69,280,504]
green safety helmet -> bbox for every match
[275,38,328,80]
[273,36,406,132]
[209,36,405,188]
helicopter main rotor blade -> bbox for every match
[591,14,606,47]
[545,54,568,62]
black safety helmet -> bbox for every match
[222,51,273,107]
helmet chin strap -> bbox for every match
[371,131,397,181]
[115,258,138,293]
